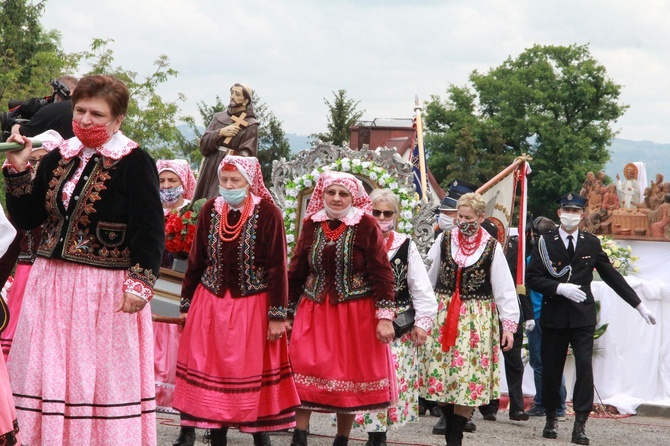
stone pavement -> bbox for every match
[156,409,670,445]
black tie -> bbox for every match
[567,235,575,260]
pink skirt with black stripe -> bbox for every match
[172,285,300,432]
[290,296,394,413]
[7,258,156,446]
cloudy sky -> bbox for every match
[41,0,670,144]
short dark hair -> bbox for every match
[533,216,556,234]
[72,75,129,118]
[58,75,79,92]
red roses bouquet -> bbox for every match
[165,198,206,257]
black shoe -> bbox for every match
[253,432,272,446]
[172,427,195,446]
[290,429,308,446]
[464,418,476,432]
[509,410,530,421]
[210,428,228,446]
[447,414,468,446]
[432,413,446,435]
[571,421,590,445]
[543,416,559,439]
[365,432,387,446]
[430,405,443,417]
[333,435,349,446]
[481,412,496,421]
[526,405,546,417]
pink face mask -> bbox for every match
[377,219,395,233]
[72,120,113,148]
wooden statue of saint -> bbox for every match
[192,83,259,201]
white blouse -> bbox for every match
[387,232,437,332]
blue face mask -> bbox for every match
[219,186,248,206]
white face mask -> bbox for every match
[324,203,352,220]
[438,214,455,232]
[559,213,582,231]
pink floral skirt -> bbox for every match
[0,264,31,359]
[420,293,501,407]
[290,297,393,413]
[8,258,156,445]
[173,285,299,432]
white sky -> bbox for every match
[41,0,670,143]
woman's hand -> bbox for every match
[411,326,428,346]
[115,292,148,315]
[267,319,286,342]
[376,319,395,344]
[5,134,33,172]
[501,330,514,352]
[178,312,187,333]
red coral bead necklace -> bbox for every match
[321,220,348,244]
[219,197,254,242]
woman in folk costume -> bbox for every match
[422,193,519,446]
[157,158,197,268]
[3,75,164,446]
[352,189,437,446]
[0,130,61,359]
[0,193,18,444]
[154,161,197,411]
[172,155,299,446]
[157,159,197,217]
[287,171,397,446]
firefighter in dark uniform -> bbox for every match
[526,192,656,445]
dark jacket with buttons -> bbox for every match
[526,228,640,329]
[3,147,164,289]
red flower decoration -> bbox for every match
[164,199,206,256]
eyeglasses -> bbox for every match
[371,209,396,218]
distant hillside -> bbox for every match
[178,125,311,155]
[177,124,200,141]
[605,138,670,184]
[177,126,669,184]
[286,133,312,153]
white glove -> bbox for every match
[556,283,587,303]
[525,320,536,332]
[636,303,657,325]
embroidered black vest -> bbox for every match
[434,232,495,300]
[301,223,373,303]
[390,238,412,311]
[200,205,267,297]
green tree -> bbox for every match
[257,113,291,188]
[182,93,291,187]
[312,89,364,146]
[80,39,189,160]
[424,44,627,216]
[0,0,79,104]
[180,95,228,170]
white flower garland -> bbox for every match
[283,157,418,252]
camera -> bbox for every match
[0,79,71,142]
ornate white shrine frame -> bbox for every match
[270,142,437,262]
